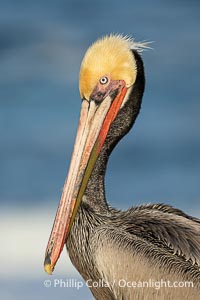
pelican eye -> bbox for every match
[100,76,109,85]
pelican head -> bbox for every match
[44,34,145,274]
[79,34,137,100]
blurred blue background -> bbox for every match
[1,0,200,299]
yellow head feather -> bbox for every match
[79,34,137,100]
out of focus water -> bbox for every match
[1,0,200,299]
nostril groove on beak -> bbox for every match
[110,89,119,100]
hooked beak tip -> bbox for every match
[44,254,54,275]
[44,263,53,275]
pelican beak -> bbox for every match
[44,80,128,274]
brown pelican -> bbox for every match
[44,35,200,299]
